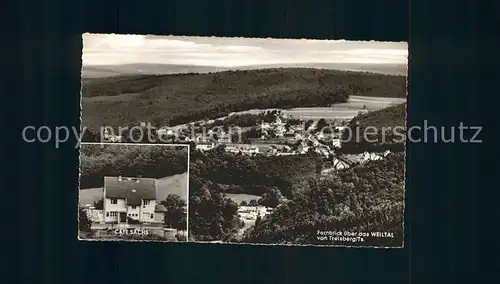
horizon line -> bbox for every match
[82,62,408,67]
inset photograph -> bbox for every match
[78,143,189,242]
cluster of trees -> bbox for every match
[80,144,188,189]
[186,148,324,241]
[188,167,245,242]
[78,206,92,236]
[212,110,285,128]
[161,194,187,232]
[81,128,102,142]
[340,103,407,153]
[82,68,406,131]
[258,187,286,208]
[156,86,350,127]
[207,68,406,99]
[242,152,405,246]
[190,147,323,198]
[82,74,169,97]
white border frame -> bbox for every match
[78,142,191,243]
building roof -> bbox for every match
[104,176,156,206]
[338,154,364,165]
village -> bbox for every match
[155,110,392,171]
[100,109,393,172]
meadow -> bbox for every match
[223,193,262,205]
[225,96,407,120]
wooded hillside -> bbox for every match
[82,68,407,130]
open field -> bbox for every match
[223,193,262,204]
[225,96,407,121]
[155,173,188,201]
[79,172,188,205]
[79,187,103,206]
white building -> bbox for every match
[316,132,325,140]
[242,145,259,154]
[102,128,122,142]
[334,126,346,133]
[217,132,232,143]
[332,157,351,170]
[103,176,157,224]
[224,145,260,155]
[332,138,342,148]
[237,206,271,220]
[260,121,272,130]
[315,146,331,157]
[297,143,310,154]
[157,128,175,137]
[196,142,216,151]
[362,151,383,162]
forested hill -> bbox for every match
[82,68,407,130]
[242,152,405,246]
[340,103,407,153]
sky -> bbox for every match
[82,33,408,67]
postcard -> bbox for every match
[79,33,408,247]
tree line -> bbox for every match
[80,144,188,189]
[189,146,323,198]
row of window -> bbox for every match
[106,211,154,219]
[109,199,152,206]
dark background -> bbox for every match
[3,0,492,283]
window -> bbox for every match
[131,206,136,209]
[143,200,151,206]
[110,198,117,204]
[106,212,109,217]
[109,212,117,217]
[150,214,154,219]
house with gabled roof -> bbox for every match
[332,156,354,170]
[103,176,157,224]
